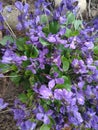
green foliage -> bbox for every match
[30,46,39,58]
[40,124,50,130]
[73,20,82,30]
[55,76,71,91]
[10,72,21,85]
[61,56,69,72]
[0,36,15,46]
[18,89,34,106]
[40,14,49,24]
[16,37,28,51]
[93,46,98,55]
[39,38,49,46]
[0,64,11,73]
[66,12,75,25]
[18,93,28,103]
[65,28,79,38]
[49,21,60,34]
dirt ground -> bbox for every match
[0,0,98,130]
[0,78,23,130]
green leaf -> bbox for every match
[25,70,32,76]
[56,76,71,91]
[61,56,69,72]
[62,76,71,91]
[18,93,28,103]
[27,89,33,98]
[16,37,27,51]
[30,46,39,58]
[22,60,31,68]
[40,124,50,130]
[52,65,62,77]
[40,14,49,24]
[11,64,18,71]
[49,21,60,34]
[66,12,75,25]
[10,72,21,85]
[70,30,79,36]
[0,36,15,46]
[55,84,66,89]
[29,75,35,85]
[65,28,79,38]
[0,64,11,73]
[22,79,30,89]
[65,28,72,38]
[39,38,49,46]
[73,20,82,30]
[42,26,50,36]
[93,46,98,55]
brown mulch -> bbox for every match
[0,112,19,130]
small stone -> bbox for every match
[2,5,20,30]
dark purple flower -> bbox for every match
[15,1,29,14]
[36,106,53,124]
[92,70,98,82]
[27,62,36,74]
[53,55,61,68]
[12,109,25,121]
[0,2,3,12]
[72,59,87,74]
[36,113,50,124]
[20,120,36,130]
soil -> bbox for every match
[0,78,23,130]
[0,0,98,130]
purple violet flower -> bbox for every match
[39,85,53,99]
[0,2,3,13]
[20,120,36,130]
[48,79,55,89]
[0,98,8,110]
[36,105,53,124]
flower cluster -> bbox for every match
[0,0,98,130]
